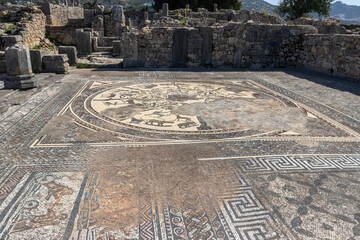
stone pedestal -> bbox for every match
[4,44,36,90]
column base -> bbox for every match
[4,74,37,90]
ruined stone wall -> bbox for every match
[302,34,360,78]
[46,26,77,45]
[137,28,174,68]
[44,4,83,26]
[211,23,317,68]
[293,18,348,34]
[18,12,46,48]
[133,23,317,69]
[166,9,286,25]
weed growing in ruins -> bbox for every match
[176,9,191,26]
[32,45,41,50]
[4,24,15,34]
[4,11,11,22]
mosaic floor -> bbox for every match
[0,70,359,240]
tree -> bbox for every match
[154,0,241,11]
[276,0,334,20]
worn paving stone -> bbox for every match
[0,69,359,239]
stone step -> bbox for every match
[94,47,113,52]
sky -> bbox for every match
[263,0,360,6]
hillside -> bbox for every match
[240,0,276,14]
[330,1,360,23]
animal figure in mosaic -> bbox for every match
[176,115,192,122]
[12,209,68,233]
[130,117,142,124]
[178,121,197,129]
[145,119,173,127]
[44,181,74,201]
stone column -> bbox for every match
[214,3,218,12]
[162,3,169,17]
[4,44,36,90]
[126,18,132,27]
[92,15,104,37]
[112,5,125,25]
[96,5,104,15]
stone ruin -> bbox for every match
[0,2,358,89]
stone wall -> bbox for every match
[166,9,286,25]
[302,34,360,78]
[137,28,174,68]
[17,12,46,48]
[293,18,348,34]
[46,26,77,45]
[131,23,317,69]
[43,4,83,26]
[211,23,317,68]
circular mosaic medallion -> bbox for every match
[70,81,316,141]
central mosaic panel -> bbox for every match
[32,78,358,147]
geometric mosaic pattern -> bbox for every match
[0,71,359,239]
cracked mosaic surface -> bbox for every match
[0,69,359,239]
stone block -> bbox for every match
[4,76,37,90]
[5,44,32,76]
[30,50,44,73]
[76,29,92,56]
[123,58,145,68]
[42,54,69,74]
[58,46,77,65]
[112,40,122,56]
[3,35,23,49]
